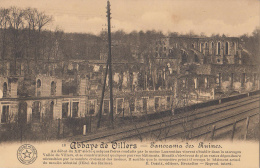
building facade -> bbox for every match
[0,36,259,124]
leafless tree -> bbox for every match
[0,8,10,60]
[36,12,52,33]
[24,8,38,31]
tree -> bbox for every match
[0,8,10,60]
[8,7,25,75]
[241,28,260,64]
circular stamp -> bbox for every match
[17,144,37,165]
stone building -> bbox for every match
[0,36,259,124]
[154,36,259,101]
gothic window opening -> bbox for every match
[1,105,9,123]
[154,97,160,111]
[225,42,229,55]
[3,82,7,98]
[72,102,79,118]
[200,43,204,52]
[129,99,135,113]
[217,42,221,55]
[211,42,214,55]
[32,101,41,122]
[204,43,208,55]
[88,100,96,115]
[36,79,41,96]
[50,101,54,120]
[51,81,56,96]
[62,103,69,118]
[216,73,221,86]
[142,97,148,112]
[166,96,171,109]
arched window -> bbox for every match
[36,79,41,96]
[37,79,41,88]
[51,81,56,96]
[18,102,27,123]
[217,42,221,55]
[225,42,229,55]
[1,105,9,123]
[72,102,79,117]
[200,43,204,52]
[204,43,208,55]
[211,42,214,55]
[3,82,7,98]
[32,101,41,122]
[49,101,54,120]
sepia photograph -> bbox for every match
[0,0,259,167]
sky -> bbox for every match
[1,0,259,36]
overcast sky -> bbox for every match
[1,0,259,36]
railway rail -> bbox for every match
[75,94,259,142]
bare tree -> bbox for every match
[36,12,52,33]
[0,8,10,60]
[24,8,38,31]
[8,7,25,75]
[8,7,25,30]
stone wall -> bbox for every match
[36,75,62,97]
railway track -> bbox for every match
[158,106,258,141]
[74,95,259,142]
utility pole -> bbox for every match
[97,0,113,129]
[107,0,114,127]
[97,61,109,128]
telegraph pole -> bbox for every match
[97,61,109,128]
[107,0,114,127]
[96,0,114,128]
